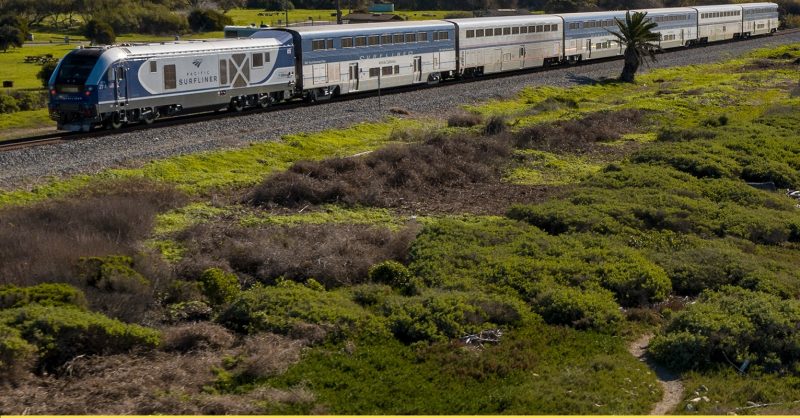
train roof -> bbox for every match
[103,37,290,58]
[556,11,628,21]
[692,4,743,11]
[629,7,697,15]
[739,2,778,8]
[277,20,453,36]
[445,14,561,27]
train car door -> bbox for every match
[519,46,526,69]
[349,63,359,91]
[114,65,128,106]
[413,56,422,82]
[586,39,592,59]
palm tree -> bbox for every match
[609,11,661,83]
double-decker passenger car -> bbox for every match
[632,7,697,48]
[446,15,562,76]
[48,36,296,131]
[694,4,743,42]
[741,2,779,36]
[255,21,457,100]
[559,11,627,62]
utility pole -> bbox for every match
[284,0,289,27]
[336,0,342,24]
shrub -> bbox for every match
[200,268,241,306]
[78,255,150,293]
[188,9,233,32]
[0,305,160,372]
[0,94,19,114]
[0,324,35,383]
[514,109,645,152]
[166,300,213,322]
[383,291,530,343]
[0,283,87,309]
[533,285,622,332]
[12,90,45,110]
[161,322,235,352]
[447,112,483,128]
[217,281,380,339]
[368,261,419,295]
[483,115,507,136]
[83,19,116,45]
[650,287,800,371]
[138,5,188,34]
[740,160,800,189]
[656,127,716,142]
[507,202,620,235]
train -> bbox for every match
[47,2,779,132]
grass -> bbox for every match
[505,149,602,186]
[0,109,52,137]
[226,8,473,27]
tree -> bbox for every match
[84,19,115,45]
[0,15,26,52]
[609,11,661,83]
[38,60,59,87]
[187,8,232,32]
[216,0,244,13]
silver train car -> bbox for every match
[48,2,780,131]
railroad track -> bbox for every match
[2,28,798,154]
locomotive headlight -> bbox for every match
[49,89,56,95]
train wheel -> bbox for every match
[104,113,123,130]
[229,98,244,112]
[257,95,271,109]
[142,109,158,125]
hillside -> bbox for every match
[1,43,800,414]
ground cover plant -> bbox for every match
[1,43,800,414]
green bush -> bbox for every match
[138,5,188,34]
[38,60,58,88]
[381,291,530,343]
[656,246,773,296]
[740,160,800,189]
[368,260,420,295]
[0,324,35,382]
[199,268,241,306]
[78,255,150,294]
[217,280,380,339]
[12,90,45,111]
[0,94,19,114]
[0,305,160,372]
[650,287,800,371]
[507,202,620,235]
[188,9,232,32]
[533,285,622,332]
[0,283,87,309]
[83,19,116,45]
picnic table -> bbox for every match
[24,54,57,64]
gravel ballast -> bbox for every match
[1,33,799,191]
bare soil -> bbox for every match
[628,333,685,415]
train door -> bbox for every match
[349,63,359,91]
[519,46,526,69]
[586,39,592,59]
[413,56,422,82]
[114,65,128,106]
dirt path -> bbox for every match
[628,333,684,415]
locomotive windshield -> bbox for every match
[54,49,103,86]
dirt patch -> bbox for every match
[628,333,684,415]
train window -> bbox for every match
[537,25,544,32]
[394,34,404,43]
[382,66,392,76]
[484,28,492,37]
[394,65,400,73]
[312,39,325,50]
[163,64,176,90]
[418,32,428,41]
[356,36,367,47]
[369,67,379,77]
[327,39,334,49]
[405,33,416,43]
[476,29,484,37]
[149,61,157,73]
[439,31,449,40]
[503,27,511,35]
[466,29,475,38]
[512,27,519,34]
[342,37,354,48]
[521,26,528,33]
[252,53,263,68]
[552,24,558,31]
[544,25,551,32]
[265,52,270,62]
[381,35,392,44]
[219,60,227,85]
[494,28,502,36]
[368,35,379,46]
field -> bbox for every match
[1,42,800,414]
